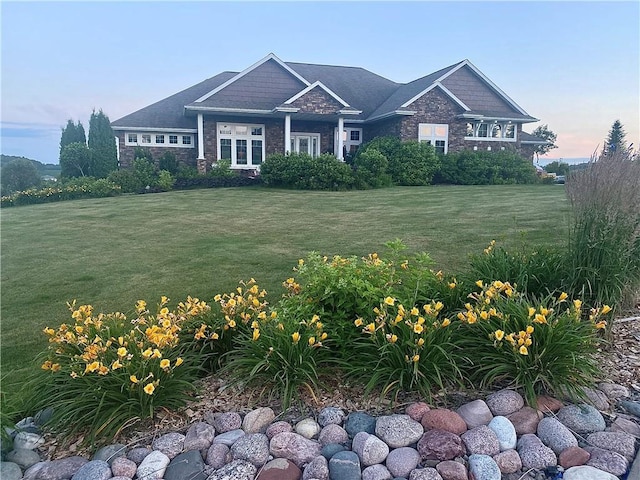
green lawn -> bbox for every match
[1,185,570,394]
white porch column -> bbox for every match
[197,113,205,160]
[337,116,344,160]
[284,114,291,154]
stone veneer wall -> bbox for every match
[289,89,343,115]
[115,132,198,170]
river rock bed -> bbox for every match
[2,384,639,480]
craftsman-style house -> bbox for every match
[111,53,546,173]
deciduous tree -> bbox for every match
[60,142,91,178]
[531,124,558,160]
[1,159,41,195]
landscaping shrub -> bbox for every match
[158,152,178,174]
[29,296,209,443]
[261,153,354,190]
[436,150,537,185]
[208,160,238,178]
[565,150,640,312]
[352,147,392,189]
[389,141,440,186]
[454,282,609,404]
[1,178,121,207]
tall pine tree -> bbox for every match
[88,109,118,178]
[59,119,86,158]
[603,120,627,155]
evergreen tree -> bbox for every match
[88,109,118,178]
[603,120,627,155]
[59,120,86,159]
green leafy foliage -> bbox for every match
[87,109,118,178]
[1,159,41,195]
[261,153,354,190]
[544,161,570,176]
[107,158,175,193]
[436,150,537,185]
[1,177,121,207]
[353,148,392,189]
[60,142,92,178]
[388,141,441,186]
[59,119,86,159]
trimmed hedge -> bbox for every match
[260,153,354,190]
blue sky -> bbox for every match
[1,1,638,165]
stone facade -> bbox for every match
[289,89,343,115]
[116,132,198,170]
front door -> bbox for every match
[291,133,320,157]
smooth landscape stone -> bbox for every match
[493,449,522,474]
[609,416,640,436]
[535,395,564,413]
[487,416,516,451]
[619,400,640,418]
[92,443,127,465]
[23,456,88,480]
[456,400,493,429]
[408,467,442,480]
[420,409,467,435]
[461,425,499,456]
[362,464,392,480]
[296,418,321,439]
[536,416,578,454]
[184,421,216,451]
[556,404,606,434]
[230,433,270,466]
[563,465,620,480]
[6,448,41,469]
[256,458,302,480]
[328,450,361,480]
[321,443,347,460]
[586,431,637,460]
[302,455,329,480]
[598,382,630,400]
[213,429,245,446]
[468,454,501,480]
[136,450,171,480]
[111,456,137,478]
[207,411,241,433]
[375,415,423,449]
[584,446,629,476]
[318,407,346,427]
[13,432,45,450]
[385,447,420,478]
[435,459,468,480]
[0,462,23,480]
[318,424,349,446]
[269,432,322,468]
[70,459,111,480]
[485,390,524,416]
[516,433,557,469]
[405,402,430,423]
[344,412,377,438]
[507,407,543,435]
[207,459,257,480]
[164,449,207,480]
[558,446,590,468]
[126,446,152,465]
[151,432,185,459]
[34,407,54,426]
[206,443,231,468]
[416,429,465,461]
[242,407,275,433]
[581,387,611,411]
[266,421,293,440]
[352,432,389,466]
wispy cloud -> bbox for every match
[1,122,60,139]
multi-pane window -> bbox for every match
[217,123,265,167]
[124,132,194,148]
[335,127,363,157]
[465,122,517,141]
[418,123,449,154]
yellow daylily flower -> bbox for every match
[384,297,395,306]
[291,332,301,344]
[601,305,612,315]
[519,346,528,355]
[175,357,183,367]
[494,330,505,341]
[354,318,364,327]
[144,383,155,395]
[252,329,261,341]
[160,359,171,369]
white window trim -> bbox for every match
[216,122,265,168]
[124,131,195,148]
[418,123,449,154]
[291,132,321,158]
[334,127,363,157]
[464,121,517,142]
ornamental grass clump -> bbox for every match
[350,296,463,401]
[565,149,640,312]
[455,280,610,405]
[30,296,209,444]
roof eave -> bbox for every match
[366,110,416,122]
[111,126,197,133]
[185,106,274,115]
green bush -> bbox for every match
[436,150,537,185]
[158,152,178,174]
[156,170,175,192]
[208,160,238,178]
[389,141,441,186]
[28,297,209,444]
[1,178,121,207]
[1,159,41,195]
[352,148,392,189]
[261,153,354,190]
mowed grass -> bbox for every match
[1,185,570,394]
